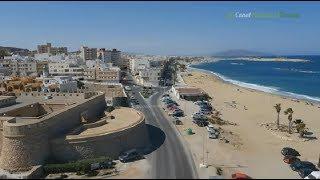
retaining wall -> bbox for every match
[51,119,148,162]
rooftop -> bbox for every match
[175,86,206,95]
[67,107,144,139]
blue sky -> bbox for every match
[0,1,320,55]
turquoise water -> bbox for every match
[191,56,320,102]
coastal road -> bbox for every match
[130,85,198,179]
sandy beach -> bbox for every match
[178,69,320,178]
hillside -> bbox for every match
[0,46,30,56]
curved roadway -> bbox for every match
[131,85,198,179]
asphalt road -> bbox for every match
[129,84,198,179]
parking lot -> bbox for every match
[158,90,228,178]
[160,91,219,140]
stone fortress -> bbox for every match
[0,91,149,174]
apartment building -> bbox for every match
[136,67,161,87]
[48,62,84,77]
[80,46,97,61]
[110,49,122,67]
[130,58,150,74]
[0,60,12,76]
[97,48,111,63]
[84,63,120,83]
[9,60,37,76]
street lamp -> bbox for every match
[200,128,208,168]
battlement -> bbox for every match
[0,92,106,171]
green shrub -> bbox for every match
[44,156,113,174]
[86,170,98,177]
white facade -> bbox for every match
[131,58,150,74]
[48,62,84,77]
[42,76,78,92]
[10,60,37,76]
[34,53,50,61]
[84,62,120,83]
[136,67,161,87]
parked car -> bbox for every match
[206,124,216,133]
[304,171,320,179]
[281,147,301,157]
[161,98,168,102]
[161,96,171,101]
[193,114,208,121]
[290,161,318,172]
[167,104,178,109]
[231,172,252,179]
[173,109,183,113]
[162,98,173,102]
[172,117,182,125]
[299,168,316,178]
[166,102,179,106]
[168,106,178,111]
[208,131,219,139]
[124,86,132,91]
[192,119,208,127]
[162,94,170,97]
[172,110,184,117]
[45,95,53,100]
[193,112,204,116]
[200,110,212,115]
[195,100,209,105]
[164,100,175,104]
[283,155,300,164]
[200,105,212,111]
[119,149,143,163]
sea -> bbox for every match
[190,55,320,103]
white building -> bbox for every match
[34,53,66,62]
[48,62,84,77]
[42,76,78,92]
[136,67,161,87]
[9,60,37,76]
[130,58,150,74]
[84,61,120,83]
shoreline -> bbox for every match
[181,65,320,179]
[186,65,320,106]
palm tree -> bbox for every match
[284,108,294,134]
[274,103,281,128]
[296,122,306,138]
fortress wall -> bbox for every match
[1,93,106,138]
[0,134,50,172]
[15,91,99,100]
[0,93,106,171]
[51,120,149,162]
[3,103,42,117]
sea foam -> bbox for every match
[188,66,320,103]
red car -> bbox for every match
[168,106,178,111]
[283,155,300,164]
[232,172,252,179]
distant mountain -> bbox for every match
[213,49,273,57]
[0,46,30,55]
